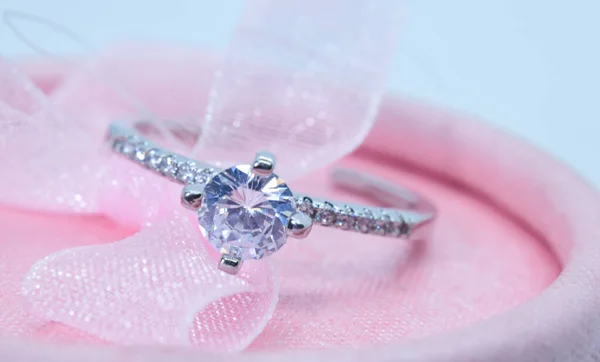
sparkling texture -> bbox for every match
[194,0,401,181]
[22,213,278,351]
[121,139,137,156]
[297,196,314,217]
[159,155,177,177]
[335,206,356,230]
[146,149,163,169]
[374,214,391,235]
[355,209,375,233]
[314,201,336,226]
[198,165,296,260]
[194,168,215,184]
[176,161,197,183]
[133,145,147,162]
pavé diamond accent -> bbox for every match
[374,214,391,235]
[121,138,137,156]
[314,201,336,226]
[145,149,163,170]
[335,206,356,230]
[293,197,413,237]
[355,209,375,233]
[386,219,401,236]
[194,168,214,184]
[297,196,314,217]
[197,164,297,260]
[133,144,147,162]
[159,156,178,177]
[176,161,197,183]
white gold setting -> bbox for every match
[108,123,436,275]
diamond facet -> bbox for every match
[335,206,355,230]
[297,196,314,217]
[146,149,163,170]
[133,144,147,162]
[197,164,296,260]
[375,214,391,235]
[160,156,178,177]
[194,168,215,184]
[176,162,197,183]
[355,209,375,233]
[314,201,336,226]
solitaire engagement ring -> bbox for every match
[107,122,437,275]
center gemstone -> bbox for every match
[197,164,297,260]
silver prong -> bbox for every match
[219,254,243,275]
[251,151,276,176]
[180,184,205,210]
[287,211,313,239]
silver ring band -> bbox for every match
[107,122,436,273]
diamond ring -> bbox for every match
[107,123,436,275]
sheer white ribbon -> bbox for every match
[0,0,402,350]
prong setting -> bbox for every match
[180,183,205,210]
[219,254,243,275]
[287,211,313,239]
[251,151,276,176]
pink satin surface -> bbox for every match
[1,50,599,362]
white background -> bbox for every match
[1,1,599,185]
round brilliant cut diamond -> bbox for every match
[197,164,296,260]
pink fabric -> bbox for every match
[195,0,401,178]
[4,2,404,353]
[0,52,280,352]
[0,51,599,361]
[22,212,278,351]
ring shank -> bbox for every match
[329,168,436,214]
[107,122,436,240]
[298,169,436,240]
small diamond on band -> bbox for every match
[176,161,197,183]
[335,206,355,230]
[314,201,336,226]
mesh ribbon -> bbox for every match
[0,0,402,350]
[197,0,401,178]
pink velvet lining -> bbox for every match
[0,58,597,362]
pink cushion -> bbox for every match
[0,51,596,362]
